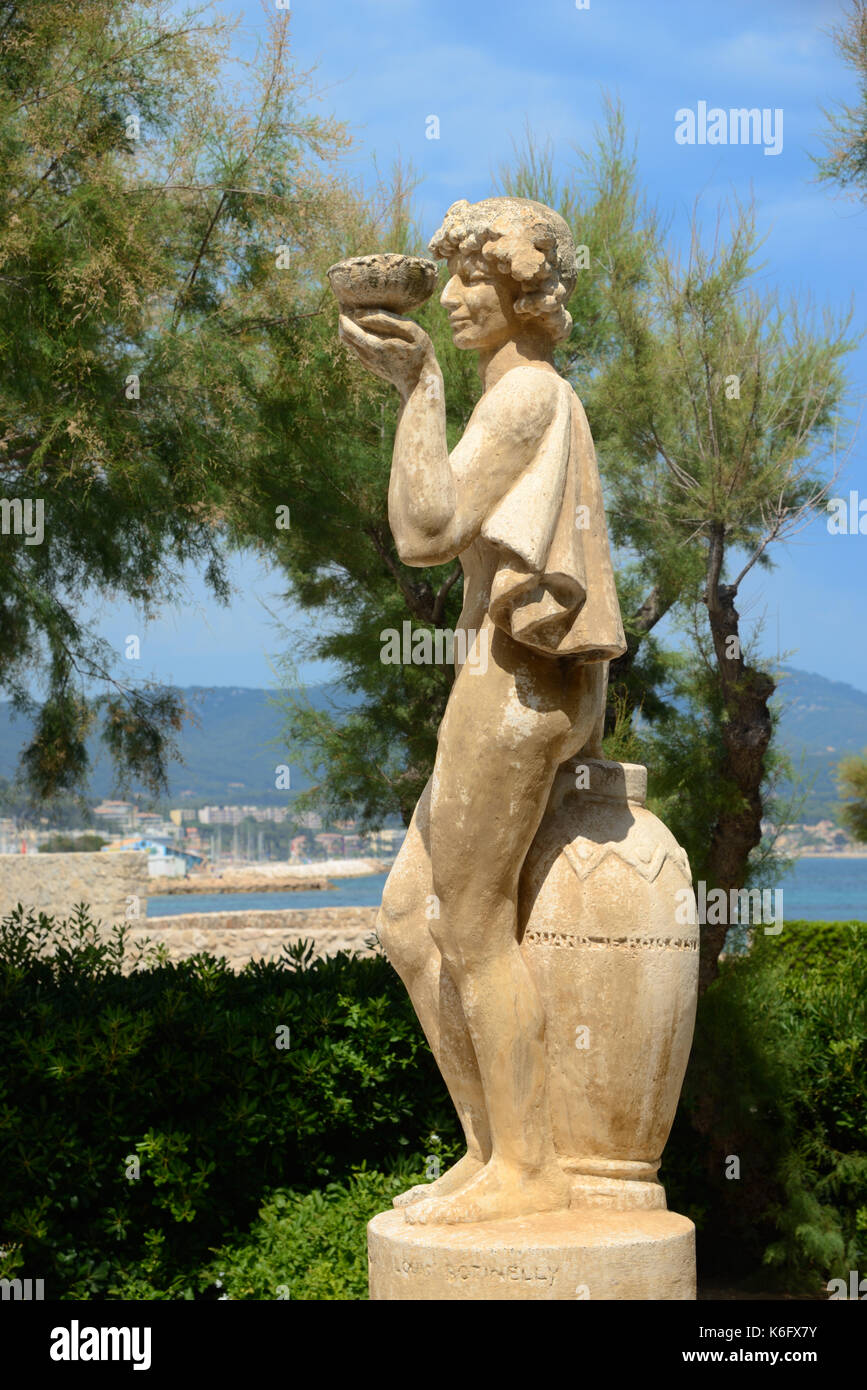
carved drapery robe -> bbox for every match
[482,373,626,663]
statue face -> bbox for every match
[441,254,517,352]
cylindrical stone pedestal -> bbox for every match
[368,1208,695,1301]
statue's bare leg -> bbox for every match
[377,780,490,1206]
[406,619,598,1225]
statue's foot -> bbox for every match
[393,1152,484,1209]
[403,1157,570,1226]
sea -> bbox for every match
[147,857,867,922]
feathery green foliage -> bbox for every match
[815,1,867,200]
[836,750,867,842]
[0,0,348,797]
[499,102,854,987]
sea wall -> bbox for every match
[0,852,149,925]
[133,905,380,969]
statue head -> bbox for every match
[428,197,578,352]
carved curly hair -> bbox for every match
[428,197,578,344]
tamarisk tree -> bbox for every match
[0,0,348,796]
[594,208,851,987]
[815,0,867,204]
[836,751,867,843]
[503,110,853,988]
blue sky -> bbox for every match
[92,0,866,693]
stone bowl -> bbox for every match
[327,254,438,313]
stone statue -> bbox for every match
[330,198,699,1300]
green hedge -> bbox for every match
[0,905,459,1299]
[663,920,866,1290]
[0,907,863,1298]
[203,1168,432,1302]
[749,917,865,981]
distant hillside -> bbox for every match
[0,683,358,806]
[771,667,867,821]
[0,667,863,821]
[772,667,867,750]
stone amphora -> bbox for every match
[519,758,699,1212]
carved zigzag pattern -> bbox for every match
[563,838,691,885]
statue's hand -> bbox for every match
[338,310,436,397]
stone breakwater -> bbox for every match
[148,856,391,896]
[148,874,333,895]
[0,851,149,925]
[132,906,380,969]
